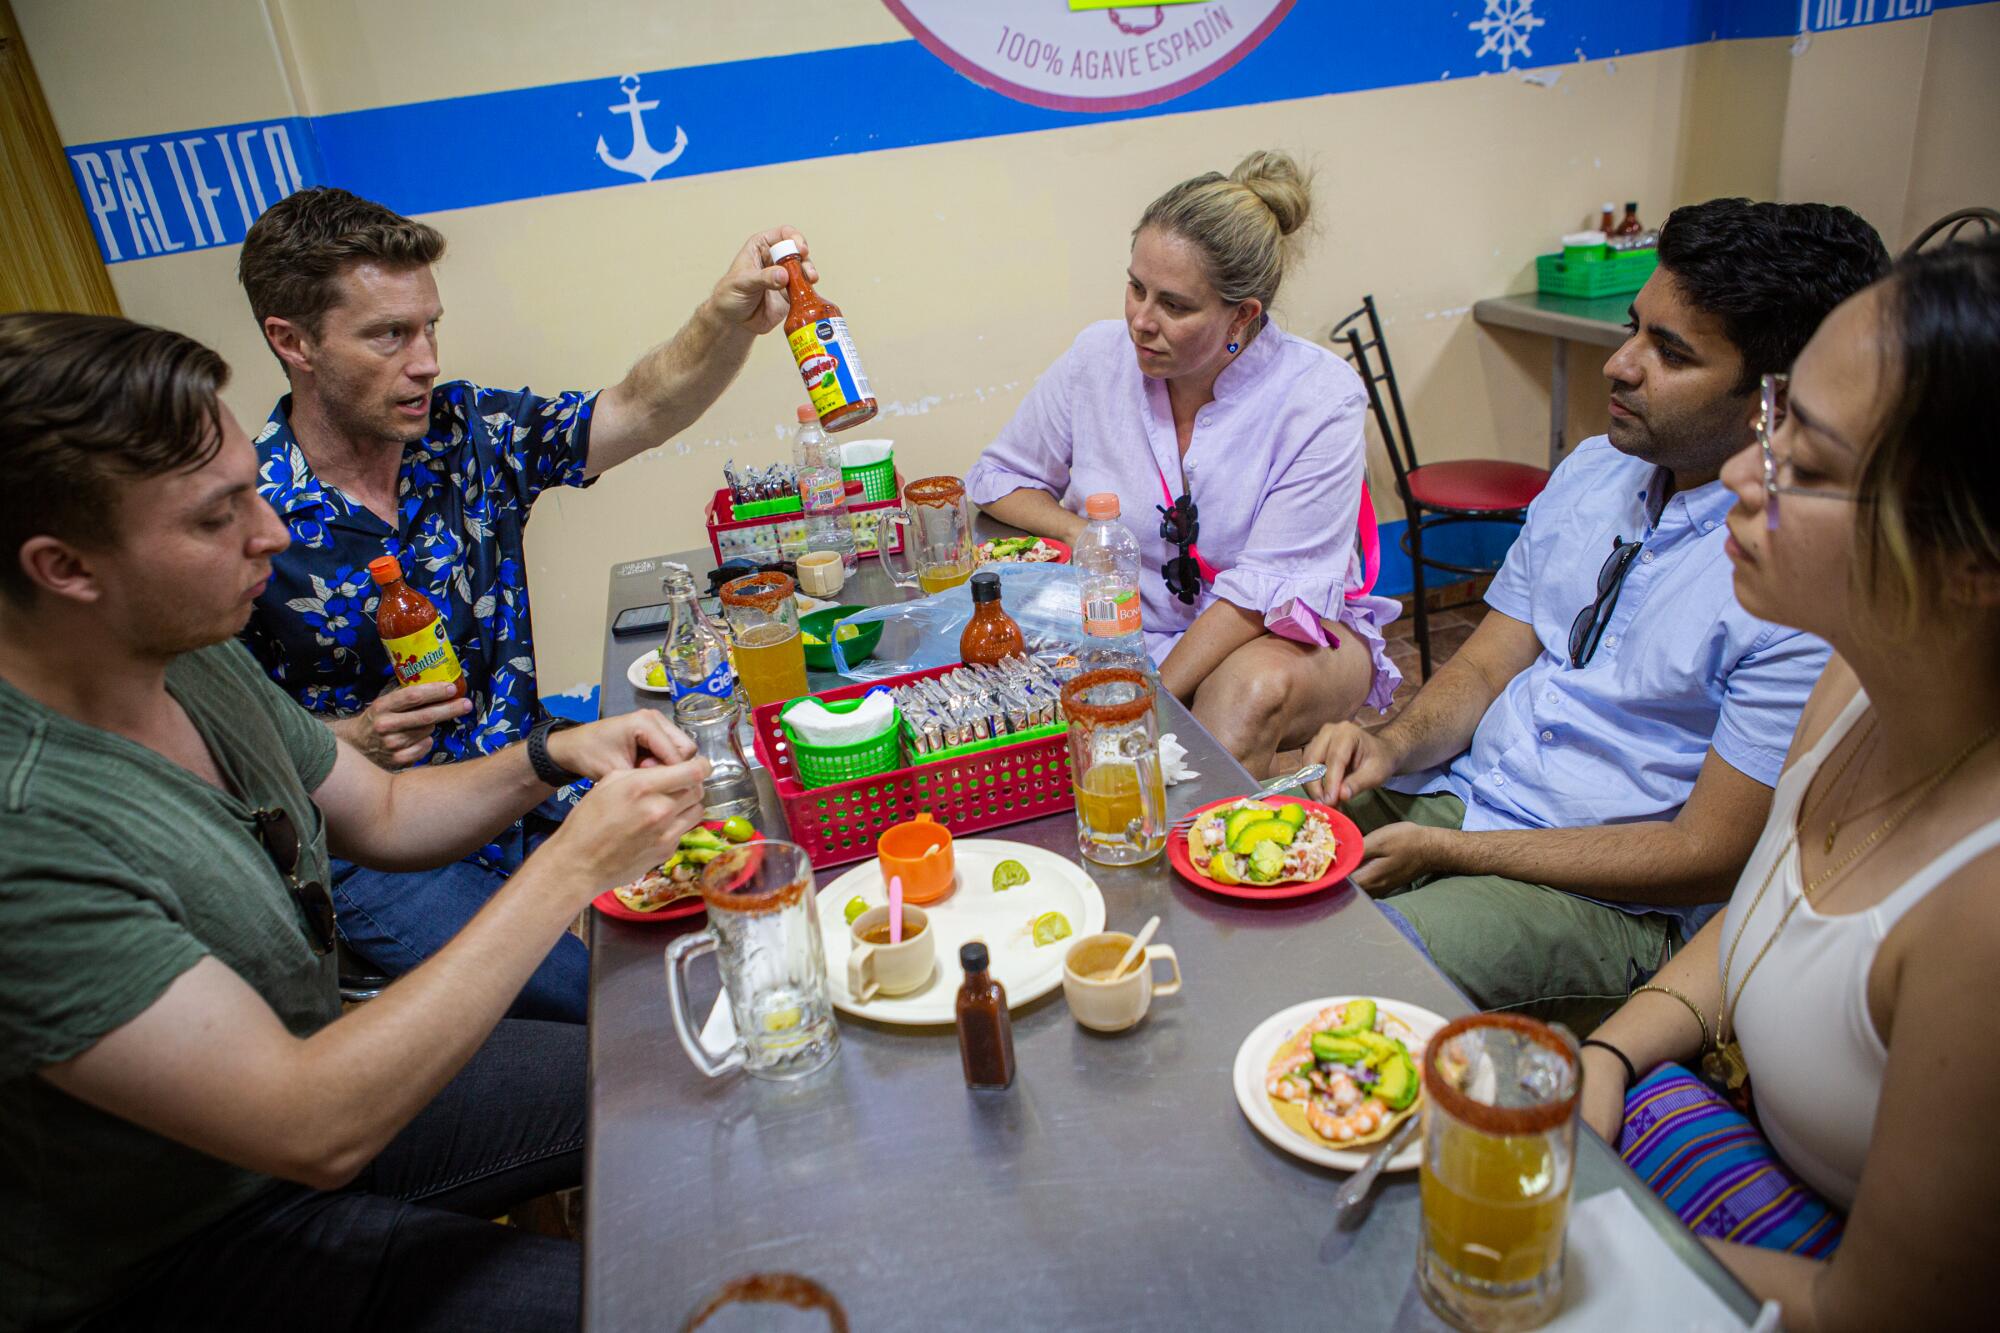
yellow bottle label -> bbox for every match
[787,316,872,419]
[383,618,463,687]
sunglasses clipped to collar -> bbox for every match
[1157,490,1202,606]
[252,806,335,955]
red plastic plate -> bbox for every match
[591,822,762,924]
[1166,796,1364,901]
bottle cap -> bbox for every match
[1602,201,1616,212]
[970,571,1002,603]
[769,239,802,263]
[1625,200,1639,209]
[797,405,817,424]
[1085,493,1120,520]
[960,941,989,972]
[367,555,403,585]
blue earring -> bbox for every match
[1227,341,1240,354]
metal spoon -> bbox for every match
[1332,1113,1421,1228]
[1171,762,1327,832]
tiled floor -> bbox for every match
[1364,591,1490,734]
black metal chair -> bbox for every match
[1332,295,1550,679]
[1901,207,2000,258]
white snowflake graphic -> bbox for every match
[1469,0,1546,71]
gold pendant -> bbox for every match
[1702,1041,1750,1092]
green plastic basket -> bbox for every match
[841,457,898,503]
[1535,247,1657,299]
[907,719,1067,766]
[780,696,902,789]
[731,494,803,521]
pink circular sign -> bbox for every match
[882,1,1297,114]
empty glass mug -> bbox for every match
[880,475,977,595]
[665,841,840,1081]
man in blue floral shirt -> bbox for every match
[238,188,816,1021]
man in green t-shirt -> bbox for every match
[0,314,710,1332]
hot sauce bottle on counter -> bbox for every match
[771,238,878,433]
[368,555,468,700]
[959,571,1025,668]
[956,942,1016,1090]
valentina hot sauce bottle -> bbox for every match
[771,238,878,432]
[368,555,468,700]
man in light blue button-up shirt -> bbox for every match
[1305,199,1889,1029]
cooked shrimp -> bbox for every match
[1306,1095,1389,1143]
[1265,1048,1313,1100]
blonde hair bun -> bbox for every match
[1229,150,1312,237]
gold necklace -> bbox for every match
[1703,721,2000,1097]
[1820,728,1882,854]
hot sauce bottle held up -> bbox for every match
[368,554,468,700]
[770,238,877,432]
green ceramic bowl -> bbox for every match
[798,605,882,672]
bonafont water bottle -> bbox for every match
[1074,493,1149,675]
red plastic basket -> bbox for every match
[750,664,1075,869]
[704,474,905,566]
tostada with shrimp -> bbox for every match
[1264,997,1423,1147]
[1187,797,1339,887]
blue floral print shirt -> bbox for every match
[242,382,598,872]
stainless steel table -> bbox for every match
[1473,291,1633,469]
[587,548,1755,1330]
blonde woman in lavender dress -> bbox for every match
[965,151,1399,777]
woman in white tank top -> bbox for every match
[1580,236,2000,1331]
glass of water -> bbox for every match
[665,841,840,1081]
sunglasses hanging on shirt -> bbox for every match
[1157,489,1202,606]
[1567,534,1644,668]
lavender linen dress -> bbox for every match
[964,319,1401,712]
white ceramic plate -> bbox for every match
[1232,995,1451,1173]
[626,646,672,694]
[815,840,1105,1025]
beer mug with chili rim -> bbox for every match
[880,475,977,595]
[665,840,840,1082]
[719,571,809,710]
[1061,668,1168,866]
[1418,1012,1581,1331]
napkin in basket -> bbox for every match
[783,689,895,747]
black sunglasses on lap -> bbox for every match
[252,806,335,956]
[1158,491,1202,606]
[1568,534,1644,668]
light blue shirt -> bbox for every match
[1389,435,1830,933]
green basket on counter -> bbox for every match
[779,695,903,789]
[1535,246,1657,299]
[840,456,898,503]
[730,494,802,521]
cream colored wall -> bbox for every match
[14,2,1995,691]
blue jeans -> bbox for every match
[80,1019,585,1332]
[332,842,588,1025]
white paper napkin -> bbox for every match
[1541,1189,1756,1332]
[699,995,737,1056]
[1159,731,1200,785]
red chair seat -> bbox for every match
[1406,460,1550,512]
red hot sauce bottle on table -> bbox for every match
[956,942,1016,1090]
[771,238,878,433]
[959,571,1025,668]
[368,555,468,700]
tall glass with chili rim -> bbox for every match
[1061,668,1168,866]
[881,475,977,595]
[665,841,839,1081]
[1417,1012,1581,1331]
[718,571,809,709]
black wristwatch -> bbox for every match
[527,718,581,787]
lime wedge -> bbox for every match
[762,1006,801,1033]
[1031,911,1072,947]
[843,896,868,926]
[992,859,1030,892]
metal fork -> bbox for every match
[1169,762,1327,834]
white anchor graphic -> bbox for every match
[595,74,688,182]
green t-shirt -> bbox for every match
[0,642,341,1331]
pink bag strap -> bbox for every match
[1347,481,1381,601]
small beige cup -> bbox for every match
[797,550,846,598]
[1062,931,1182,1032]
[847,905,935,1001]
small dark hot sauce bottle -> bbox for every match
[958,571,1025,667]
[956,942,1015,1090]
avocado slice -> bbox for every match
[1229,818,1297,856]
[1310,1032,1370,1066]
[1352,1031,1401,1068]
[1275,802,1307,830]
[1247,840,1286,881]
[1332,997,1378,1036]
[1223,806,1270,849]
[1376,1051,1420,1111]
[680,828,725,850]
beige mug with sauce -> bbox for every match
[847,905,935,1001]
[1062,931,1182,1032]
[796,550,846,598]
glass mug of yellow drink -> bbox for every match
[719,571,809,710]
[881,475,977,595]
[1418,1013,1581,1332]
[1061,668,1168,866]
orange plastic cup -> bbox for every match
[878,813,955,905]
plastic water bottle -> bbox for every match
[1075,492,1149,674]
[792,405,857,570]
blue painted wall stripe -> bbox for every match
[63,0,1975,263]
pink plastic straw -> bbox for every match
[889,876,905,943]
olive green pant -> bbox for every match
[1345,787,1682,1035]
